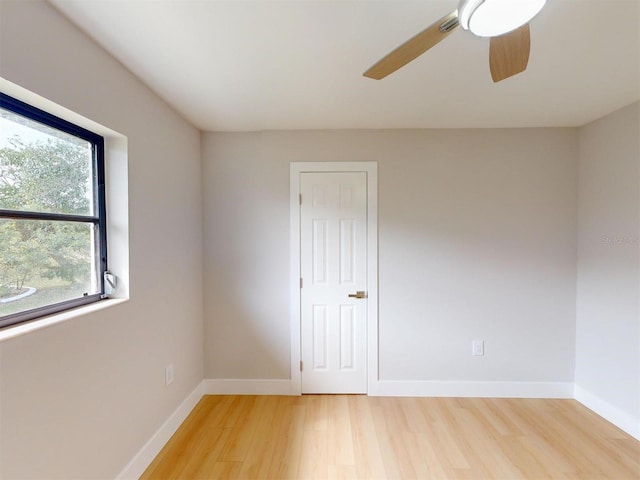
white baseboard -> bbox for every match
[115,381,206,480]
[574,384,640,440]
[202,378,573,398]
[202,378,295,395]
[370,380,574,398]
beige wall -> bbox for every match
[202,128,579,383]
[0,1,204,477]
[575,102,640,436]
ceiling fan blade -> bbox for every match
[363,11,459,80]
[489,23,531,82]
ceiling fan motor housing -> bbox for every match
[458,0,547,37]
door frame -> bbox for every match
[290,162,378,395]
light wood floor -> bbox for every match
[141,395,640,480]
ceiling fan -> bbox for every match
[363,0,547,83]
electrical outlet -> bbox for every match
[472,340,484,356]
[165,364,174,386]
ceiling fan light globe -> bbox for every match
[458,0,546,37]
[457,0,483,30]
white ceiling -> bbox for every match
[49,0,640,131]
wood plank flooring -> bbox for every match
[141,395,640,479]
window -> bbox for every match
[0,93,107,328]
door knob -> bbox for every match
[348,291,367,299]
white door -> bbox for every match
[300,172,368,393]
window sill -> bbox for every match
[0,298,129,343]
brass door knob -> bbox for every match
[348,291,367,299]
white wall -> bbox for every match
[202,129,579,389]
[2,1,635,475]
[575,102,640,438]
[0,1,203,478]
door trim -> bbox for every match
[290,162,378,395]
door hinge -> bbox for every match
[300,360,303,372]
[300,277,303,288]
[299,193,302,205]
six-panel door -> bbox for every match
[300,172,368,393]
